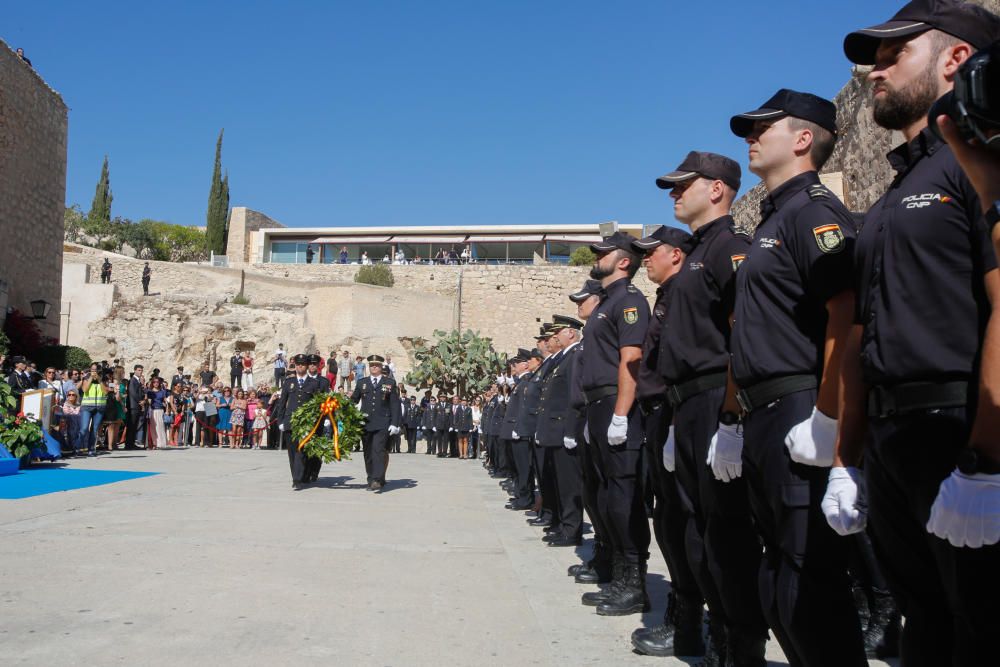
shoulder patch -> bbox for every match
[813,224,846,254]
[730,254,746,271]
[623,307,638,324]
[807,184,830,200]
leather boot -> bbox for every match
[630,591,706,657]
[725,625,766,667]
[569,541,606,576]
[596,563,650,616]
[575,543,613,584]
[581,555,624,606]
[864,588,901,659]
[698,614,726,667]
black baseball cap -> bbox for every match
[590,231,638,254]
[569,279,604,303]
[551,314,584,330]
[730,89,838,138]
[655,151,742,192]
[844,0,1000,65]
[632,225,694,253]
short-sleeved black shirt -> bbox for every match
[856,128,996,386]
[580,277,650,391]
[659,216,750,384]
[731,171,856,387]
[638,277,675,400]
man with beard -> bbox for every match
[826,3,1000,665]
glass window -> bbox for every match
[508,242,543,263]
[270,242,299,264]
[471,243,507,264]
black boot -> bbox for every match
[581,555,624,606]
[698,614,727,667]
[575,543,613,584]
[725,625,766,667]
[630,591,706,657]
[864,588,901,659]
[596,563,650,616]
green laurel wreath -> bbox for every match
[290,392,365,463]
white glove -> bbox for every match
[324,419,332,429]
[450,427,455,432]
[927,469,1000,548]
[662,425,675,472]
[563,436,577,450]
[707,423,743,483]
[607,414,628,446]
[278,423,285,432]
[512,430,519,439]
[388,425,400,436]
[432,427,437,432]
[822,466,867,536]
[784,407,837,467]
[583,423,590,444]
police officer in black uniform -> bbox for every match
[433,396,452,458]
[491,379,510,479]
[422,396,438,454]
[404,396,421,453]
[729,90,865,666]
[501,350,535,510]
[274,354,321,489]
[481,387,498,469]
[303,353,332,483]
[628,224,707,658]
[350,355,402,491]
[827,6,1000,664]
[577,231,651,617]
[524,335,557,529]
[655,151,765,665]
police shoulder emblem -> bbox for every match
[623,307,638,324]
[730,254,746,271]
[812,224,845,254]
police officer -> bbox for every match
[481,386,498,469]
[422,396,438,454]
[577,231,651,617]
[655,151,765,664]
[628,225,707,658]
[826,6,1000,664]
[274,354,322,489]
[501,350,535,510]
[491,380,510,479]
[433,395,452,458]
[350,355,402,491]
[524,336,557,529]
[404,396,421,453]
[729,90,865,666]
[303,354,332,483]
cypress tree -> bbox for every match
[88,155,112,224]
[221,170,231,251]
[206,129,228,255]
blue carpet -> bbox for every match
[0,468,159,499]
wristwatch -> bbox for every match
[719,410,741,426]
[957,447,1000,475]
[986,200,1000,232]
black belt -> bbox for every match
[638,396,666,417]
[584,385,617,405]
[665,372,728,407]
[867,381,968,418]
[736,375,817,414]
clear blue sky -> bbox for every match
[7,1,896,230]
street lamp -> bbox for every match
[30,299,51,320]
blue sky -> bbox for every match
[7,1,895,230]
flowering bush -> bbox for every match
[0,411,44,459]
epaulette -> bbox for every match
[807,184,831,201]
[626,284,640,294]
[730,223,751,240]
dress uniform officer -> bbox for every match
[433,396,452,458]
[578,232,651,617]
[274,354,322,488]
[827,6,1000,664]
[404,396,421,453]
[523,339,557,529]
[350,355,402,491]
[490,382,510,479]
[421,397,438,454]
[501,350,535,510]
[627,225,708,659]
[654,151,765,665]
[481,388,498,469]
[729,90,865,666]
[457,398,474,459]
[304,354,332,483]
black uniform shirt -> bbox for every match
[855,129,996,386]
[580,277,650,391]
[638,277,675,400]
[731,172,856,386]
[659,216,750,384]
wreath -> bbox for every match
[290,392,365,463]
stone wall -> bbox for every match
[226,207,285,266]
[0,39,68,340]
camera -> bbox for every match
[930,39,1000,150]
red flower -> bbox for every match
[16,412,24,418]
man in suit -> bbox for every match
[422,397,438,454]
[124,364,146,450]
[274,354,322,488]
[433,395,452,458]
[404,396,421,453]
[350,355,402,491]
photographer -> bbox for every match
[78,363,110,457]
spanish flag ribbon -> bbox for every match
[298,395,342,460]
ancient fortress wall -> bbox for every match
[0,40,68,340]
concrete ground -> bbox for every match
[1,447,897,666]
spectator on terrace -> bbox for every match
[339,246,349,264]
[15,48,32,67]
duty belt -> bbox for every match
[638,397,666,417]
[584,385,617,405]
[665,372,727,407]
[736,374,817,414]
[867,381,968,418]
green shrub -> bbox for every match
[568,246,596,267]
[0,330,9,357]
[33,345,93,370]
[232,294,250,305]
[354,264,395,288]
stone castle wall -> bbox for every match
[226,207,285,266]
[0,40,68,340]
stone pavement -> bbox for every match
[1,449,897,666]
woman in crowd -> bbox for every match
[78,363,109,457]
[146,376,168,450]
[241,352,254,391]
[217,387,233,445]
[230,389,247,449]
[103,377,125,452]
[252,389,269,449]
[199,386,219,447]
[167,382,186,446]
[471,396,482,459]
[245,390,260,449]
[61,389,81,455]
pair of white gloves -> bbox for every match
[659,424,746,481]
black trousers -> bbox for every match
[509,438,533,505]
[642,401,702,602]
[866,407,1000,667]
[743,389,865,666]
[585,394,649,566]
[405,427,417,453]
[125,408,143,448]
[285,431,307,482]
[581,420,609,553]
[230,373,240,388]
[533,443,558,521]
[469,431,479,458]
[389,432,401,453]
[362,428,389,484]
[552,444,584,540]
[673,386,765,637]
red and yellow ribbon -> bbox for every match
[298,395,341,460]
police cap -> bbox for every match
[730,89,837,138]
[632,225,695,253]
[516,348,533,361]
[292,354,309,365]
[551,314,584,330]
[655,151,742,192]
[534,325,552,340]
[569,279,604,303]
[590,231,638,254]
[530,349,544,361]
[307,354,322,365]
[844,0,1000,66]
[367,354,385,367]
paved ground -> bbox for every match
[1,448,898,666]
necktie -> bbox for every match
[298,378,304,388]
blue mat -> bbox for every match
[0,468,159,499]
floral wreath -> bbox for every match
[290,392,365,463]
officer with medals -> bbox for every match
[303,353,332,483]
[627,225,708,658]
[275,354,323,489]
[577,232,651,617]
[654,151,764,664]
[501,349,535,511]
[524,329,557,530]
[433,395,452,458]
[729,90,865,666]
[828,5,1000,663]
[403,396,421,453]
[350,355,402,492]
[421,395,438,454]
